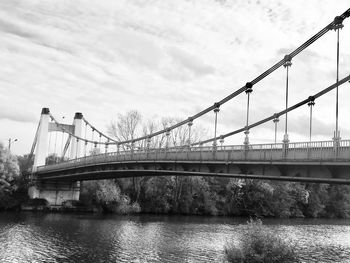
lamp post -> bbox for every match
[8,138,18,151]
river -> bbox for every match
[0,212,349,263]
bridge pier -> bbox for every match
[28,181,80,206]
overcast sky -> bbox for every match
[0,0,349,155]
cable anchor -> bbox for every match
[331,16,344,30]
[283,55,292,67]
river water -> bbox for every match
[0,212,349,263]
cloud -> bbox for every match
[0,16,38,39]
[102,27,163,71]
[0,105,36,123]
[0,0,349,155]
[167,47,215,77]
[289,115,350,137]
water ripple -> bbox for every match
[0,213,349,263]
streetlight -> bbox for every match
[8,138,18,151]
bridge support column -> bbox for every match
[212,104,220,150]
[332,16,343,155]
[244,82,253,149]
[28,181,80,206]
[283,54,292,151]
[70,112,83,159]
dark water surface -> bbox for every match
[0,212,349,263]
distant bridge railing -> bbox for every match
[36,140,350,173]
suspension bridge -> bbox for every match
[28,9,350,206]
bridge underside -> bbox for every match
[35,160,350,185]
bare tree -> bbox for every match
[107,111,208,203]
[160,117,208,148]
[141,120,165,149]
[157,117,208,209]
[107,111,144,201]
[108,110,142,150]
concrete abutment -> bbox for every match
[28,181,80,206]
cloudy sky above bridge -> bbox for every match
[0,0,349,155]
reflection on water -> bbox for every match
[0,213,349,263]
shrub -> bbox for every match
[115,201,141,214]
[62,200,82,208]
[27,198,49,206]
[225,219,298,263]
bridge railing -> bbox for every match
[36,139,350,172]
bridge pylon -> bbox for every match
[70,112,83,159]
[32,107,50,172]
[29,108,81,206]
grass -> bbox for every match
[225,219,299,263]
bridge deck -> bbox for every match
[36,140,350,174]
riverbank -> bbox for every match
[18,197,139,214]
[3,176,350,219]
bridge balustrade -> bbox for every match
[36,140,350,173]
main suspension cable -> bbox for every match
[193,75,350,145]
[82,117,118,143]
[48,9,350,149]
[98,9,350,146]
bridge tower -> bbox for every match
[28,108,81,206]
[70,112,83,159]
[32,108,50,171]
